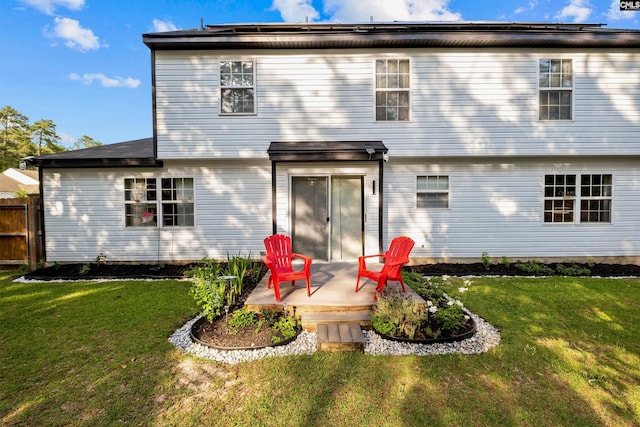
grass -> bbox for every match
[1,270,639,426]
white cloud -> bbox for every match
[555,0,592,23]
[514,1,537,15]
[607,0,637,21]
[152,19,178,32]
[47,17,100,51]
[20,0,84,15]
[69,73,141,88]
[271,0,320,22]
[56,131,76,146]
[322,0,462,22]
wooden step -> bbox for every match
[316,323,365,353]
[301,310,371,332]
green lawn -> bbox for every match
[1,270,639,426]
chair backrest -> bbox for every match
[263,234,294,271]
[383,236,415,278]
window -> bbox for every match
[161,178,195,226]
[125,178,194,227]
[580,174,612,223]
[375,59,410,121]
[417,175,449,208]
[125,178,157,227]
[220,60,255,114]
[543,174,612,223]
[539,59,572,120]
[544,174,576,223]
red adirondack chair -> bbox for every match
[262,234,312,302]
[355,236,415,297]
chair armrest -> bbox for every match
[358,253,384,269]
[292,253,312,266]
[261,256,273,268]
[359,254,384,261]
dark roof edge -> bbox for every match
[28,158,164,169]
[143,22,640,50]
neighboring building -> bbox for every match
[0,168,39,198]
[29,22,640,264]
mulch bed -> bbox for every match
[23,263,200,280]
[23,261,640,281]
[408,262,640,277]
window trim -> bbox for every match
[374,58,411,122]
[416,175,450,209]
[542,173,612,225]
[219,59,257,116]
[537,57,574,121]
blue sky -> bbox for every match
[1,0,639,146]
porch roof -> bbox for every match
[267,141,388,162]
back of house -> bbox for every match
[30,22,640,264]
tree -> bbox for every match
[73,135,103,150]
[31,119,64,156]
[0,106,32,170]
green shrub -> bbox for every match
[514,260,555,276]
[433,303,465,333]
[370,287,426,340]
[271,315,300,343]
[481,252,492,270]
[501,256,511,268]
[370,272,473,339]
[258,306,280,328]
[556,263,591,276]
[228,308,258,329]
[188,256,260,322]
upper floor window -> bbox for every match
[220,60,255,114]
[543,173,611,223]
[375,59,410,121]
[125,177,194,227]
[417,175,449,208]
[539,59,572,120]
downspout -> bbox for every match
[37,166,46,263]
[150,49,158,158]
[271,161,277,235]
[378,158,384,254]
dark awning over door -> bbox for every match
[267,141,387,162]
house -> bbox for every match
[0,168,39,198]
[28,22,640,264]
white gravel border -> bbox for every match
[168,312,501,364]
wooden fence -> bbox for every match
[0,195,43,269]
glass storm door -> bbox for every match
[330,176,363,261]
[292,176,329,260]
[291,175,364,261]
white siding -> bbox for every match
[384,157,640,261]
[155,49,640,159]
[42,160,271,262]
